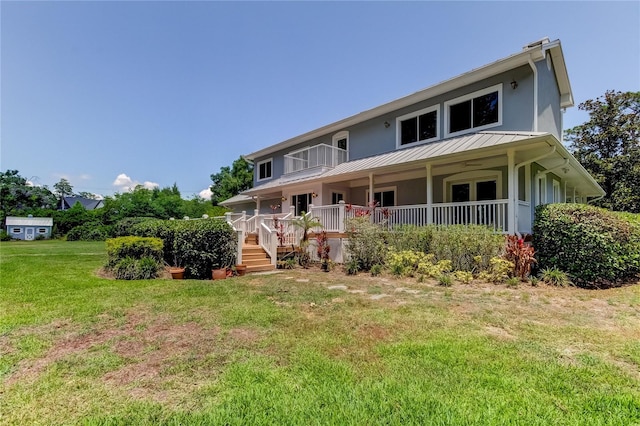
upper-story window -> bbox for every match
[396,105,439,148]
[444,84,502,137]
[257,158,272,181]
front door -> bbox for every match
[25,227,35,241]
[292,193,312,216]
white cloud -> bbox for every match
[113,173,159,192]
[199,188,213,200]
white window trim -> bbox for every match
[443,170,502,202]
[11,228,21,234]
[256,158,273,182]
[38,228,47,234]
[365,186,397,207]
[332,131,349,161]
[396,105,440,149]
[536,175,547,206]
[444,83,503,138]
[553,180,561,203]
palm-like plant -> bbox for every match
[292,211,322,244]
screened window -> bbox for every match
[257,159,272,181]
[397,106,439,147]
[445,84,502,136]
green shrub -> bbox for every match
[133,218,236,279]
[105,236,164,280]
[106,236,164,266]
[0,230,11,241]
[387,225,433,253]
[430,225,504,272]
[539,267,572,287]
[345,217,388,272]
[477,257,514,284]
[130,219,177,266]
[453,270,474,284]
[111,217,156,237]
[533,204,640,288]
[437,274,453,287]
[67,222,109,241]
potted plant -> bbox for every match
[212,264,227,280]
[169,266,185,280]
[235,264,247,276]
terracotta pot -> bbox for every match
[235,264,247,276]
[212,268,227,280]
[169,267,185,280]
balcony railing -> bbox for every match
[284,144,347,175]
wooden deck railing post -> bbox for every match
[338,200,346,232]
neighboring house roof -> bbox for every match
[219,194,255,207]
[241,131,604,198]
[63,196,104,210]
[6,216,53,227]
[244,38,572,161]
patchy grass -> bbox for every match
[1,240,639,425]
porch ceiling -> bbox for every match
[242,131,605,198]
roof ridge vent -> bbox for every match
[523,37,550,50]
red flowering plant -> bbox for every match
[316,230,331,269]
[504,235,536,280]
[270,204,286,246]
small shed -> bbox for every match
[5,216,54,240]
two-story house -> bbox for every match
[221,38,604,269]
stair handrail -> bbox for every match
[259,221,278,266]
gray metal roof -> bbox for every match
[219,193,254,206]
[6,216,53,226]
[243,131,550,194]
[245,39,571,161]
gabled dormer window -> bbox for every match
[257,158,272,181]
[444,84,502,137]
[396,105,439,148]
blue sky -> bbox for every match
[2,1,639,199]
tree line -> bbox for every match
[0,172,227,239]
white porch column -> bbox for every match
[368,173,374,205]
[507,149,516,234]
[338,200,346,232]
[426,163,433,225]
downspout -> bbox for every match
[513,145,557,236]
[528,57,539,132]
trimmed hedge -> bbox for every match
[533,204,640,288]
[131,218,236,279]
[111,217,156,237]
[105,236,164,280]
[67,222,110,241]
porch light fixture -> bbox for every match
[510,80,518,90]
[384,121,390,128]
[312,192,318,198]
[281,196,287,202]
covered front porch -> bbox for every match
[222,132,605,265]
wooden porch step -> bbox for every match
[240,243,274,273]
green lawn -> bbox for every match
[1,240,639,425]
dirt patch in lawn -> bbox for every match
[4,309,265,403]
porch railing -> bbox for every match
[284,144,347,175]
[432,200,508,232]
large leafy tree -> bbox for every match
[53,178,74,209]
[566,90,640,213]
[0,170,57,225]
[210,156,253,206]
